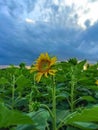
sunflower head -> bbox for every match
[30,53,57,82]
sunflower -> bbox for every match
[30,53,57,82]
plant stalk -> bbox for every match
[70,67,76,112]
[70,80,74,112]
[29,74,36,111]
[12,75,15,110]
[52,76,57,130]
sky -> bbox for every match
[0,0,98,65]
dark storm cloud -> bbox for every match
[76,22,98,61]
[81,22,98,42]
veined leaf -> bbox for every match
[0,77,9,85]
[65,105,98,123]
[0,103,33,128]
[16,109,50,130]
[15,75,31,91]
[73,122,98,130]
[63,105,98,129]
[81,96,96,102]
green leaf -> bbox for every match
[0,103,33,128]
[64,105,98,129]
[66,105,98,123]
[82,85,98,91]
[16,109,50,130]
[15,75,31,91]
[56,109,70,124]
[73,122,98,130]
[56,93,69,100]
[66,126,80,130]
[0,77,9,85]
[77,60,87,70]
[81,96,96,102]
[15,125,38,130]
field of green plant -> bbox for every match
[0,53,98,130]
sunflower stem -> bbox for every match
[70,79,75,112]
[70,67,76,112]
[52,76,57,130]
[29,74,36,112]
[11,75,16,110]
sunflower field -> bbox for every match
[0,53,98,130]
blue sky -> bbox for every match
[0,0,98,65]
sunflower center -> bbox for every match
[39,60,50,72]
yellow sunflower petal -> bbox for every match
[36,53,44,63]
[36,58,41,63]
[30,67,37,73]
[49,69,57,75]
[36,72,43,82]
[40,53,46,59]
[50,57,57,66]
[45,72,48,78]
[45,53,50,60]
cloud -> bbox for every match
[0,0,98,64]
[25,18,36,24]
[76,21,98,61]
[89,0,98,2]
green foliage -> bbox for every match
[0,59,98,130]
[66,105,98,123]
[63,105,98,129]
[16,109,50,130]
[15,74,31,92]
[0,102,33,128]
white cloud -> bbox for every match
[53,0,59,5]
[1,0,98,29]
[64,0,98,29]
[30,0,98,29]
[25,18,36,24]
[51,0,98,29]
